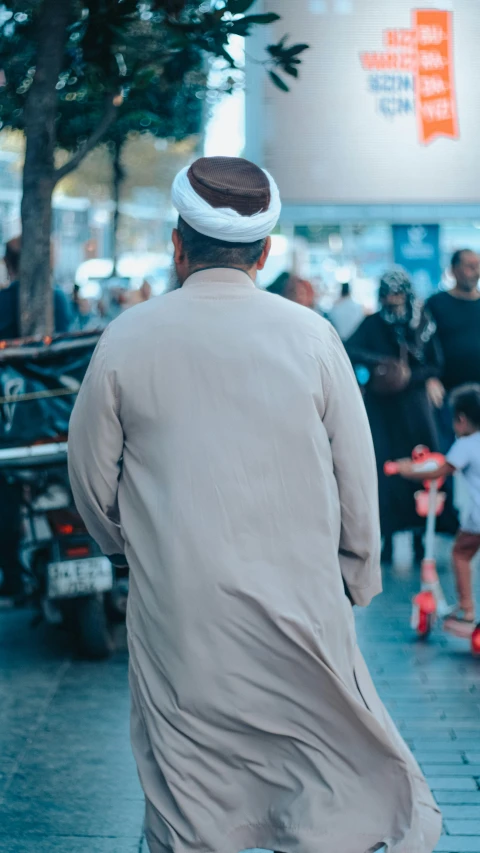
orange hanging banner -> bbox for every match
[414,9,459,145]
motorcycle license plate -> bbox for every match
[47,557,113,599]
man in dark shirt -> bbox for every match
[427,249,480,392]
[0,236,72,340]
[0,237,72,595]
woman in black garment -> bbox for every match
[347,269,457,563]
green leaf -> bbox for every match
[266,36,287,56]
[283,65,298,78]
[269,70,289,92]
[284,43,309,57]
[225,0,258,13]
[228,20,253,36]
[242,13,281,24]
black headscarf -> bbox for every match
[378,268,436,359]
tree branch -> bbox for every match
[54,96,120,183]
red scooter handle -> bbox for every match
[384,461,399,476]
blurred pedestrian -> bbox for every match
[427,250,480,393]
[69,157,440,853]
[0,236,72,597]
[0,236,72,340]
[329,281,364,341]
[426,250,480,454]
[70,283,99,330]
[98,282,129,324]
[266,270,320,310]
[347,268,446,563]
[127,279,153,308]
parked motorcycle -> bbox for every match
[0,440,128,659]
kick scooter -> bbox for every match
[385,446,449,638]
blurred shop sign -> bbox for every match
[251,1,478,204]
[392,224,440,298]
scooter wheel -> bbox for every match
[471,625,480,656]
[417,609,433,638]
[417,610,433,637]
[412,590,436,638]
[75,594,115,660]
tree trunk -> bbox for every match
[111,140,126,276]
[19,0,72,337]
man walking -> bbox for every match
[427,249,480,393]
[426,249,480,462]
[69,157,440,853]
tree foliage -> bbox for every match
[0,0,308,178]
[0,0,309,336]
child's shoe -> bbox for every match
[443,609,476,638]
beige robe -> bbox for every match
[68,268,441,853]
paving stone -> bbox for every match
[426,778,478,791]
[421,765,480,777]
[434,792,480,805]
[7,770,143,802]
[0,841,140,853]
[403,722,480,731]
[414,752,466,764]
[435,838,480,851]
[395,710,480,721]
[442,806,480,819]
[0,796,145,838]
[444,819,480,835]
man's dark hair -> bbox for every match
[451,249,474,268]
[341,282,350,298]
[450,384,480,429]
[177,217,266,269]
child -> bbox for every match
[395,384,480,638]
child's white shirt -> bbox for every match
[447,432,480,534]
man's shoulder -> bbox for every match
[352,311,376,330]
[426,291,450,311]
[0,284,18,340]
[106,287,333,348]
[255,288,332,336]
[53,285,68,303]
[0,282,17,314]
[328,301,343,319]
[108,291,178,327]
[0,281,17,302]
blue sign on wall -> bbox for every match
[392,224,441,300]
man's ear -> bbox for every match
[256,237,272,271]
[172,229,184,264]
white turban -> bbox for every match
[171,165,281,243]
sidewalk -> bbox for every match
[0,537,479,852]
[0,616,144,853]
[356,537,480,853]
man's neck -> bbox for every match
[449,286,480,302]
[183,264,257,284]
